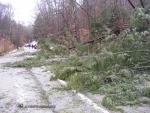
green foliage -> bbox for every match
[64,28,96,56]
[90,8,111,38]
[50,7,150,111]
[37,35,55,59]
[90,5,128,37]
[130,6,150,31]
[65,28,77,44]
[102,95,124,113]
[52,45,69,56]
[68,72,102,92]
[5,57,46,68]
[145,87,150,98]
[37,35,69,59]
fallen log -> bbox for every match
[18,104,55,108]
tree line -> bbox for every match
[0,2,32,54]
[33,0,150,47]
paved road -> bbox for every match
[0,52,53,113]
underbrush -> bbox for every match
[51,51,150,112]
[4,36,69,68]
[50,7,150,112]
[51,26,150,112]
[37,35,70,59]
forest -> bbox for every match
[0,2,32,54]
[33,0,149,45]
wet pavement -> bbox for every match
[0,51,53,113]
[31,67,102,113]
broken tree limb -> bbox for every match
[18,104,56,108]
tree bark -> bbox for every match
[139,0,144,8]
[127,0,135,9]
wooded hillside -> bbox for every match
[33,0,150,47]
[0,2,32,54]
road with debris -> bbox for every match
[0,51,104,113]
[0,50,149,113]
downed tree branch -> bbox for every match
[114,50,150,54]
[137,60,150,65]
[18,104,55,108]
[69,37,104,49]
[132,66,150,71]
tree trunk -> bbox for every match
[139,0,144,8]
[127,0,135,9]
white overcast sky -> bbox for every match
[0,0,82,26]
[0,0,37,25]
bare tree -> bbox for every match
[126,0,135,9]
[139,0,144,8]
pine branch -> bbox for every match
[138,61,150,65]
[114,50,150,54]
[133,66,150,70]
